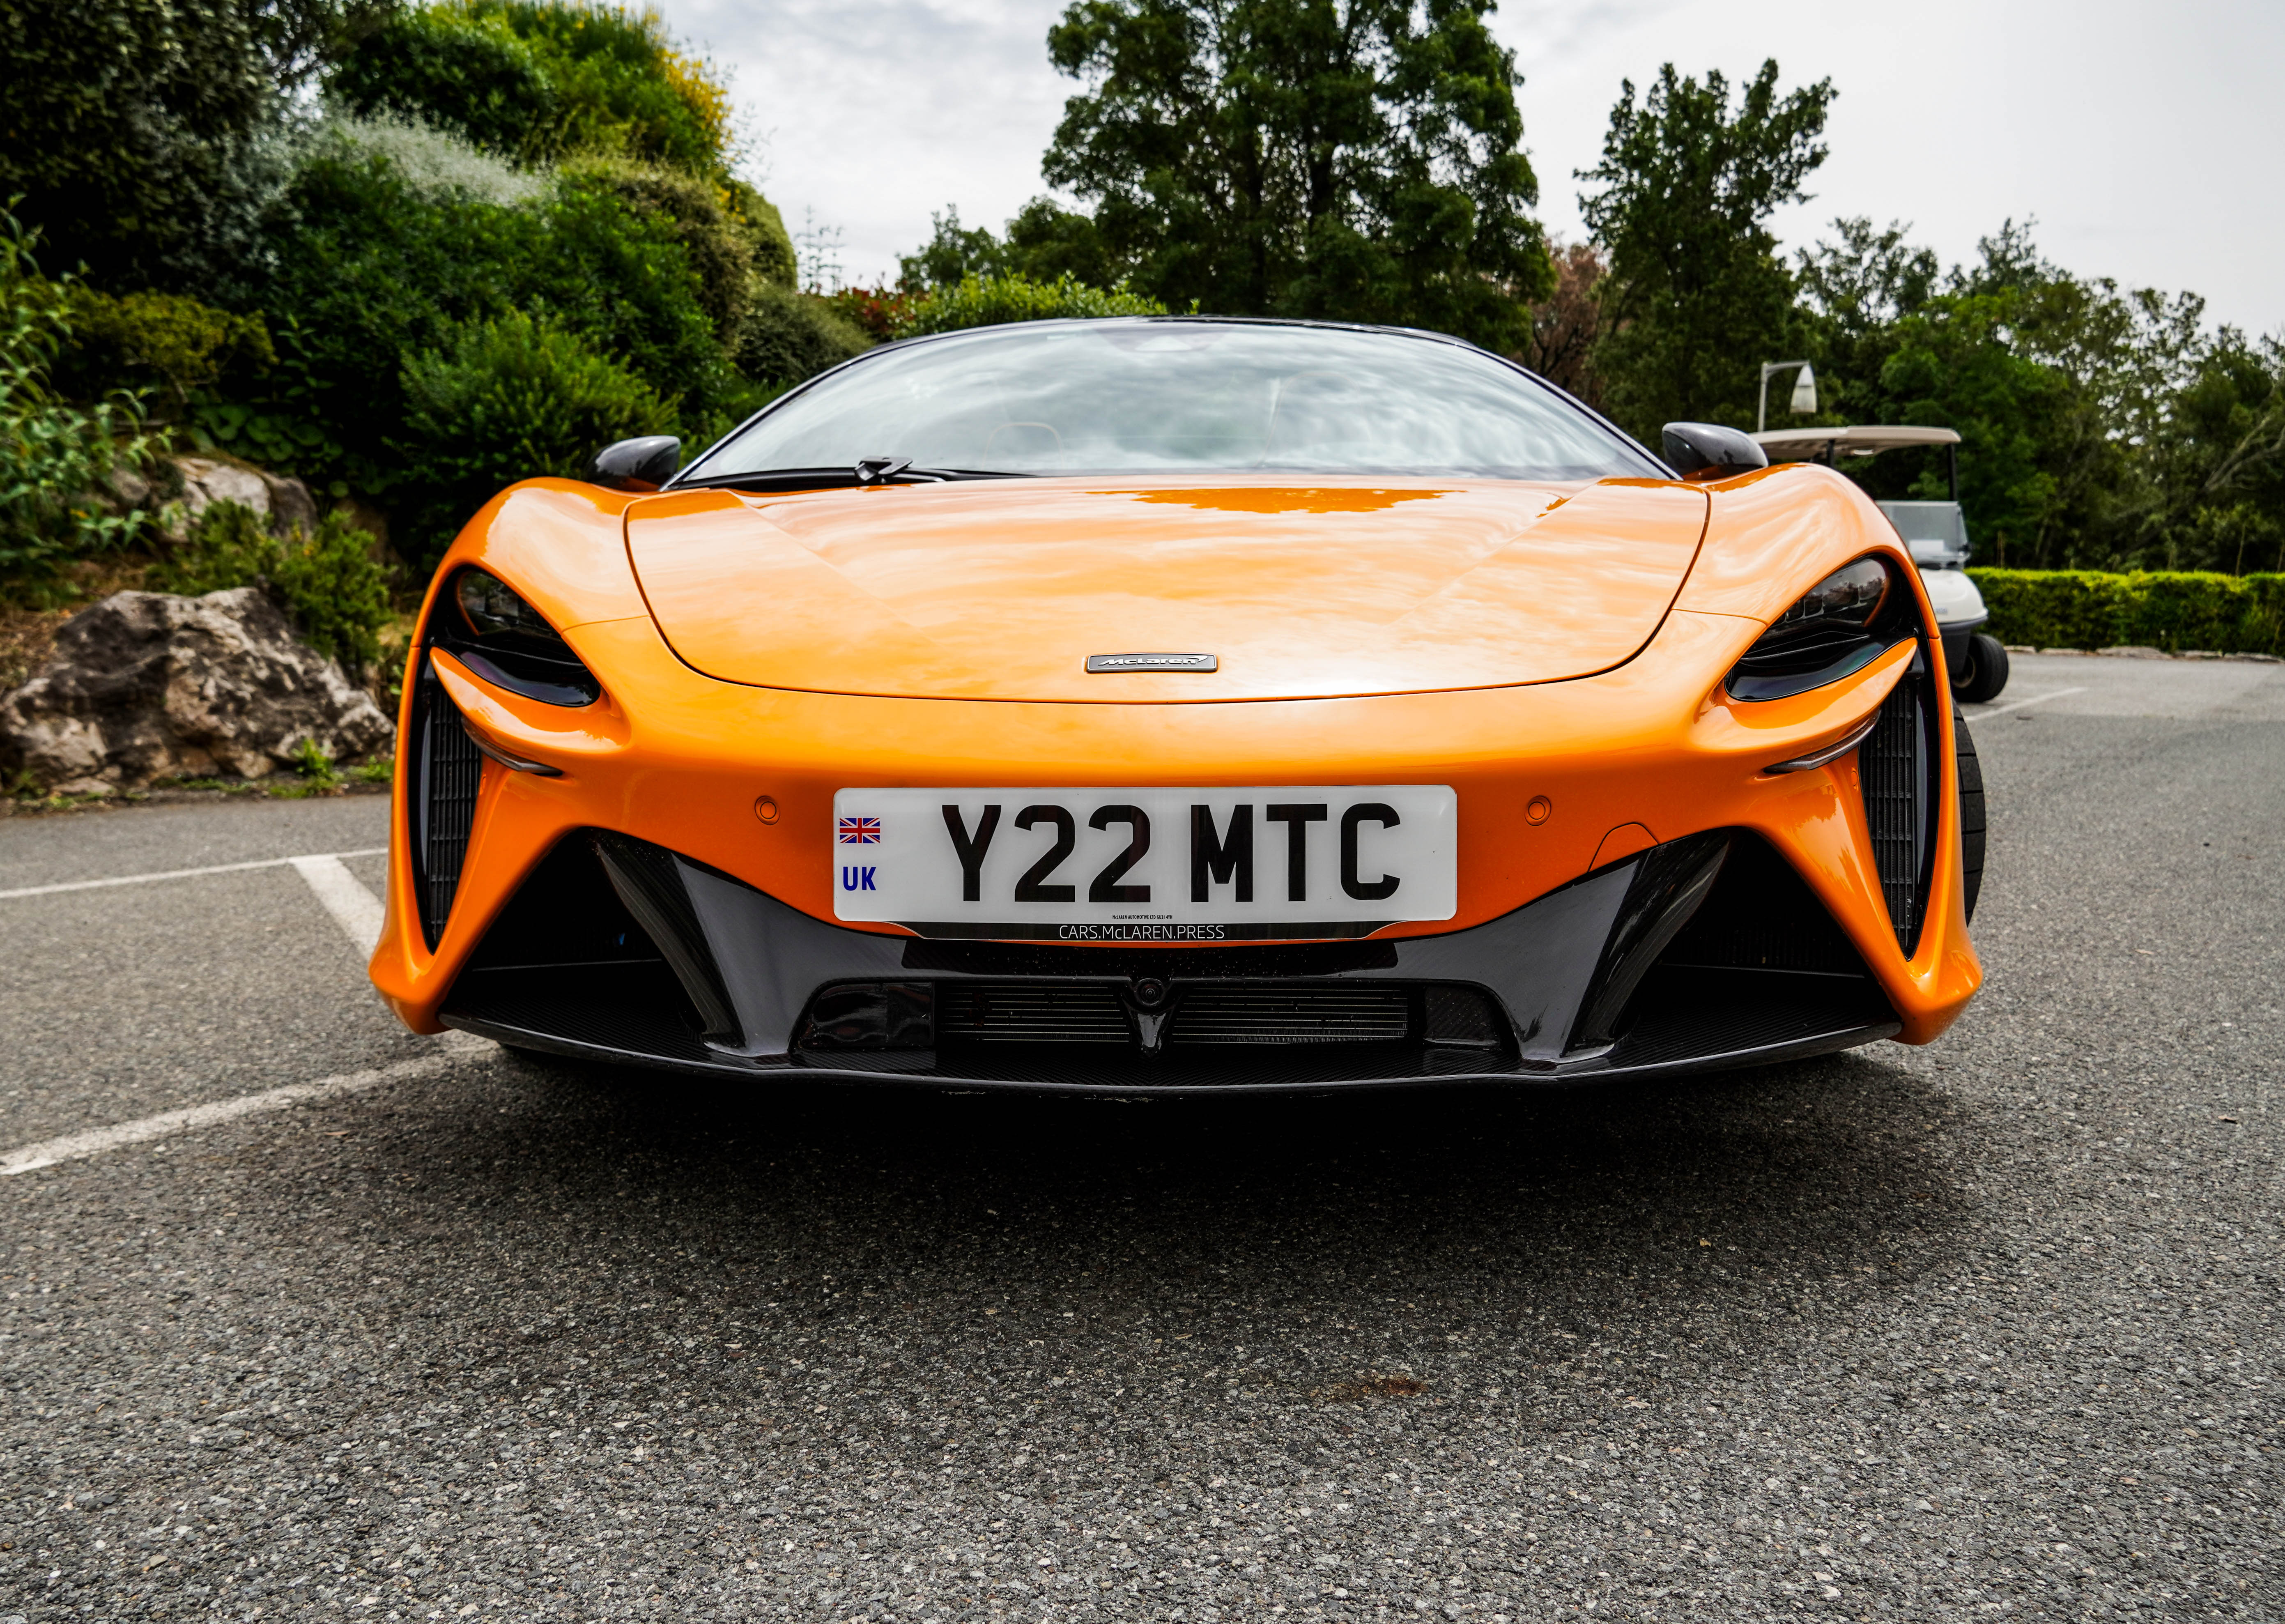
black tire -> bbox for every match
[1953,632,2010,703]
[1954,704,1985,923]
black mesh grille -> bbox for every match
[937,983,1131,1044]
[1861,672,1933,955]
[1169,986,1409,1044]
[414,680,483,948]
[1658,832,1868,978]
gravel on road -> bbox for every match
[2,655,2279,1622]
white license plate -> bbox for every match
[831,786,1457,941]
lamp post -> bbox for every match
[1757,361,1817,432]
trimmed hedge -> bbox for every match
[1970,569,2285,656]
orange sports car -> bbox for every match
[370,318,1983,1091]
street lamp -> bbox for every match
[1757,361,1817,432]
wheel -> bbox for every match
[1954,703,1985,923]
[1952,632,2010,703]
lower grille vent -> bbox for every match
[938,983,1130,1044]
[1170,986,1408,1044]
[413,671,483,947]
[1861,671,1933,955]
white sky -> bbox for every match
[657,0,2284,335]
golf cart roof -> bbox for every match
[1752,424,1961,461]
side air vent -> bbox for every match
[410,661,483,948]
[1861,665,1937,955]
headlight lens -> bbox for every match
[430,569,602,706]
[1772,558,1888,631]
[457,570,559,640]
[1727,557,1911,702]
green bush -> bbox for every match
[394,310,671,565]
[327,7,559,162]
[890,272,1166,338]
[53,286,274,412]
[735,283,871,390]
[0,0,286,291]
[559,155,762,335]
[248,136,734,487]
[326,0,739,176]
[150,499,394,667]
[1970,568,2285,656]
[0,216,159,589]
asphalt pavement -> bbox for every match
[2,652,2280,1623]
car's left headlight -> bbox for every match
[1726,556,1915,702]
[429,568,602,706]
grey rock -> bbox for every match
[0,589,392,793]
[261,469,319,537]
[163,456,320,539]
[103,464,152,510]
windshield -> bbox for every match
[681,320,1661,483]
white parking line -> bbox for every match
[0,1035,494,1178]
[0,844,493,1180]
[292,854,387,957]
[0,848,387,901]
[1967,685,2087,718]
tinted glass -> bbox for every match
[685,320,1658,482]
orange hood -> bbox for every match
[623,476,1708,703]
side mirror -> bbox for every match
[588,435,682,492]
[1660,422,1768,482]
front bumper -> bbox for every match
[433,824,1901,1092]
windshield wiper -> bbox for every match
[673,463,1025,493]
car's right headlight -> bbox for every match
[1726,557,1915,702]
[429,568,602,706]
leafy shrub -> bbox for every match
[735,283,871,389]
[394,310,671,565]
[53,287,274,412]
[248,140,733,489]
[327,1,740,176]
[0,216,158,588]
[150,498,394,667]
[724,178,798,289]
[309,108,549,206]
[481,0,736,173]
[326,9,559,163]
[559,155,760,334]
[890,273,1165,338]
[827,286,918,343]
[0,0,295,290]
[1970,568,2285,656]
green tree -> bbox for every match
[1577,60,1834,441]
[899,200,1117,292]
[1040,0,1554,346]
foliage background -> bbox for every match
[1,0,2279,612]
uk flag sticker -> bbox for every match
[837,816,881,845]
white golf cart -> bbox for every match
[1750,424,2010,702]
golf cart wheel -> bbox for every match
[1953,633,2010,703]
[1955,703,1985,923]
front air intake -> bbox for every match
[1169,986,1410,1044]
[1860,665,1937,955]
[409,660,483,948]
